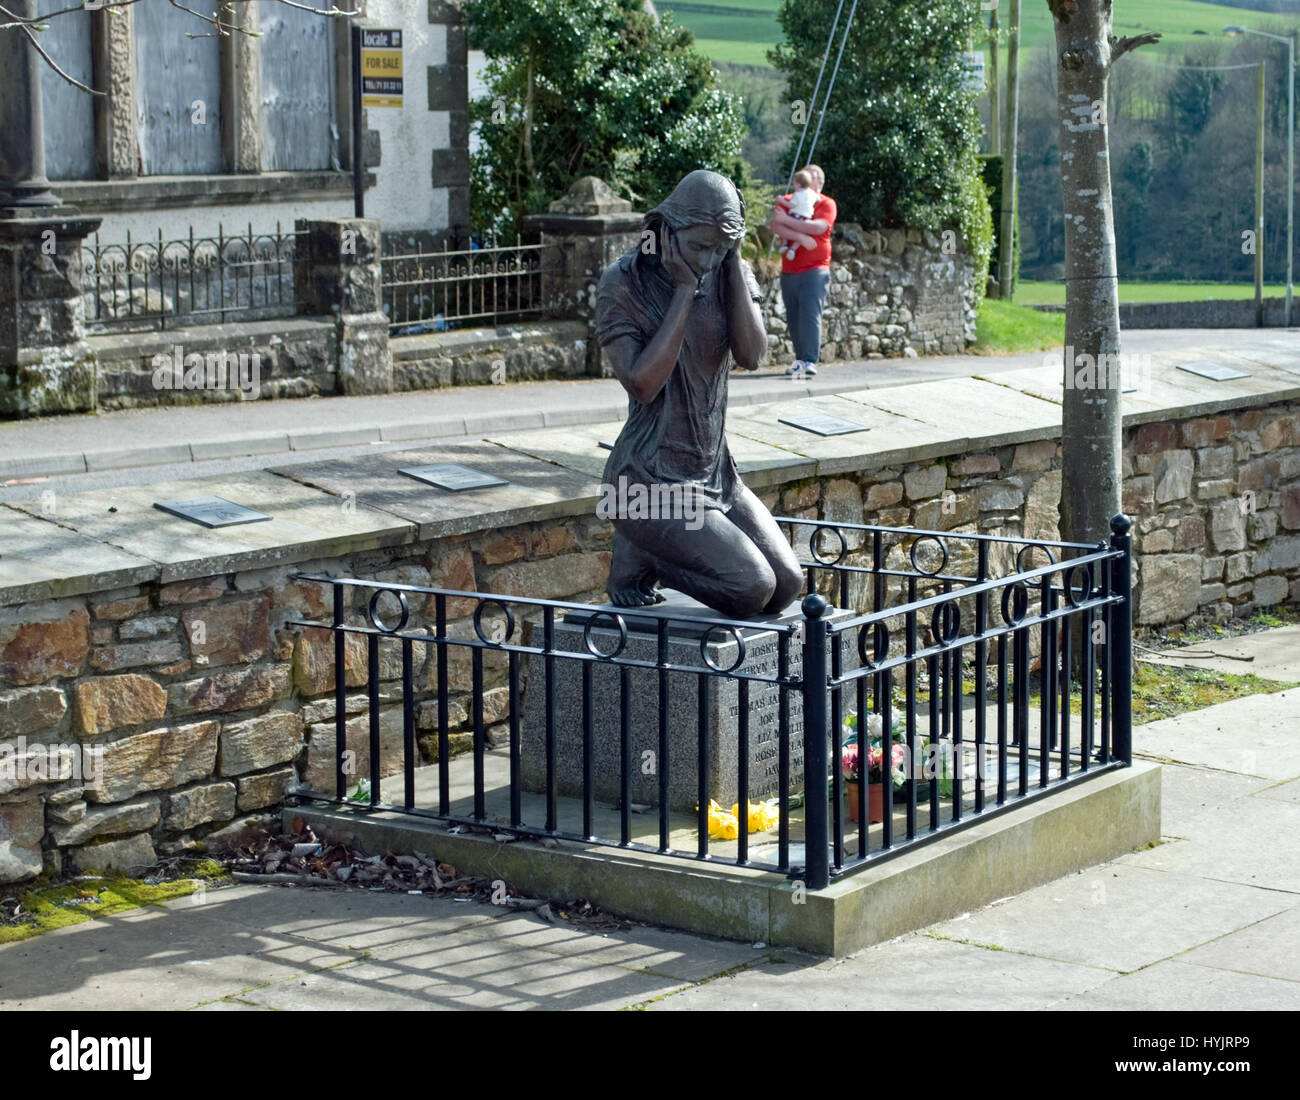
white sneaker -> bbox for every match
[804,362,818,376]
[785,360,806,376]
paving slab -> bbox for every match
[726,395,955,477]
[6,470,415,584]
[1153,762,1270,837]
[230,934,687,1011]
[161,881,502,951]
[1255,777,1300,805]
[648,931,1114,1011]
[271,440,601,540]
[1176,904,1300,984]
[1133,688,1300,781]
[1115,792,1300,892]
[846,375,1063,449]
[0,901,363,1010]
[1140,627,1300,683]
[430,910,766,983]
[926,863,1292,973]
[1048,958,1300,1011]
[0,504,159,604]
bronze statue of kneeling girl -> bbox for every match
[595,170,803,619]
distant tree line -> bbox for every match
[1003,30,1297,285]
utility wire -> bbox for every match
[786,0,845,190]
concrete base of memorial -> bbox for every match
[519,592,856,814]
[288,759,1160,957]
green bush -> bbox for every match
[464,0,748,242]
[770,0,992,297]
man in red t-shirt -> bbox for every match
[768,163,837,377]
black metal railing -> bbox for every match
[287,514,1133,890]
[81,224,298,332]
[381,240,547,334]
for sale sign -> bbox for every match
[361,28,403,108]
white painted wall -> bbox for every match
[364,0,449,234]
[90,1,454,243]
[93,197,355,245]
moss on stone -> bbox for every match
[0,863,229,944]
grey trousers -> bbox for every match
[780,267,831,364]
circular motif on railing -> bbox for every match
[857,621,889,669]
[473,600,515,646]
[909,534,949,577]
[1064,562,1093,608]
[809,525,848,566]
[1001,582,1029,626]
[1016,543,1057,573]
[367,588,410,634]
[700,625,747,673]
[582,611,629,660]
[931,602,961,644]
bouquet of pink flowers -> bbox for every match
[841,734,907,787]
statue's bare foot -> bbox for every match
[607,529,664,608]
[610,586,664,608]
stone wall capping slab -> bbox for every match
[4,471,414,588]
[271,440,602,542]
[0,507,160,604]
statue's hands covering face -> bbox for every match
[660,226,702,291]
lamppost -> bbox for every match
[1226,25,1296,327]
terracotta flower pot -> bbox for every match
[844,780,884,824]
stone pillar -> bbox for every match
[91,4,138,179]
[222,3,262,172]
[0,3,102,416]
[428,0,470,243]
[0,213,104,416]
[522,177,644,377]
[0,0,58,209]
[294,217,392,395]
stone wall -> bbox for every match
[1126,410,1300,625]
[91,319,337,409]
[391,320,588,390]
[2,397,1296,883]
[1034,299,1291,329]
[758,224,977,363]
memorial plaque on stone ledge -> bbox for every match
[1177,362,1250,382]
[398,464,508,491]
[777,412,870,437]
[153,496,272,528]
[597,440,616,451]
[519,591,856,814]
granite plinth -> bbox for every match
[520,592,854,814]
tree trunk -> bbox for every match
[523,53,536,184]
[1050,0,1145,547]
[989,8,1000,157]
[998,0,1021,299]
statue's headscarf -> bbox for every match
[644,170,745,242]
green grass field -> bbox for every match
[1015,280,1289,305]
[973,298,1065,354]
[659,1,782,67]
[665,0,1300,70]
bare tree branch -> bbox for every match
[20,21,101,93]
[2,0,358,84]
[1110,31,1161,62]
[0,0,140,29]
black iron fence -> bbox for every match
[381,240,547,334]
[81,224,297,331]
[288,515,1133,890]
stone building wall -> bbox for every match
[2,399,1296,883]
[758,224,978,363]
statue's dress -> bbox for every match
[595,245,763,515]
